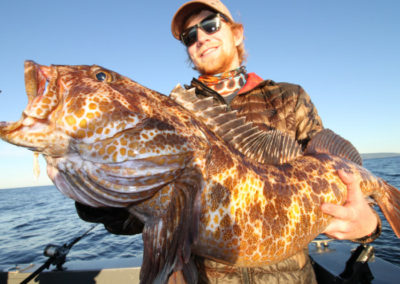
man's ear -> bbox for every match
[233,25,244,47]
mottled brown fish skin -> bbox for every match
[190,152,372,266]
[1,61,399,283]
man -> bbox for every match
[170,0,381,283]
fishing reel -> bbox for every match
[20,225,98,284]
[43,244,69,270]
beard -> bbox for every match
[193,44,239,75]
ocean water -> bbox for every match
[0,156,399,272]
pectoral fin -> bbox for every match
[138,168,203,284]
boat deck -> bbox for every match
[2,241,399,283]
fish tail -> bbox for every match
[376,180,400,238]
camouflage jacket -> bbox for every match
[186,75,321,283]
[188,74,324,149]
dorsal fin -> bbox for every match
[170,85,227,129]
[221,122,254,142]
[214,116,247,137]
[171,85,198,102]
[170,84,303,165]
[202,105,228,118]
[191,96,215,112]
[305,129,362,165]
[236,129,303,165]
[213,111,239,124]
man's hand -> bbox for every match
[321,169,378,240]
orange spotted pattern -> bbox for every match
[0,61,397,270]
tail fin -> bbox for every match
[376,181,400,238]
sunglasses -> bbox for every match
[180,13,229,47]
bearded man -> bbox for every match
[169,0,381,283]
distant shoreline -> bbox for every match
[0,184,53,191]
[361,153,400,160]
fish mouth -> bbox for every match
[25,60,47,104]
[0,61,61,152]
[24,60,51,106]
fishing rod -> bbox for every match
[21,224,98,284]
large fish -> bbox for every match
[1,61,399,283]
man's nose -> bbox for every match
[196,28,210,45]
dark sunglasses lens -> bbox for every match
[201,17,220,34]
[182,27,197,46]
[181,15,221,46]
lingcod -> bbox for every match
[1,61,399,284]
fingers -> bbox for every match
[321,169,359,221]
[323,221,348,240]
[337,169,354,185]
[322,204,356,239]
[338,169,363,203]
[322,169,379,240]
[321,202,354,220]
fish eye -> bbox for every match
[94,70,113,83]
[96,72,107,82]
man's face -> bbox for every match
[185,10,243,75]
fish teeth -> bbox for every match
[23,117,36,126]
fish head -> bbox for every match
[0,61,195,207]
[1,60,151,154]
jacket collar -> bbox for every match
[237,72,264,94]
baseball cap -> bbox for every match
[171,0,234,40]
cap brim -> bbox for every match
[171,1,233,40]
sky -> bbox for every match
[0,0,399,189]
